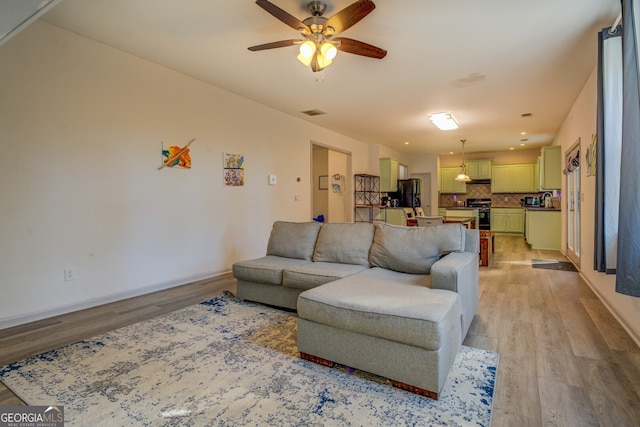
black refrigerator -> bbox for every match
[393,179,421,208]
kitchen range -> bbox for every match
[466,198,491,230]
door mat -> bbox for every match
[531,259,578,272]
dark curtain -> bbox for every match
[617,0,640,296]
[595,26,622,274]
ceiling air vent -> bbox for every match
[302,109,326,116]
[521,113,533,117]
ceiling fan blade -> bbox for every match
[324,0,376,34]
[334,37,387,59]
[248,39,299,51]
[255,0,309,32]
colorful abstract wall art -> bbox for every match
[224,153,245,186]
[159,139,194,170]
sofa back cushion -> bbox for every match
[369,223,466,274]
[266,221,322,260]
[313,222,375,266]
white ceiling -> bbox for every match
[33,1,622,154]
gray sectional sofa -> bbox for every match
[232,220,480,399]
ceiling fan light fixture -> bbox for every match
[316,51,333,69]
[429,112,459,131]
[297,40,316,65]
[320,42,337,60]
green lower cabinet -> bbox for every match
[385,208,407,226]
[491,208,524,234]
[526,210,561,250]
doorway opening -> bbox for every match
[410,172,432,215]
[565,141,581,267]
[311,143,352,223]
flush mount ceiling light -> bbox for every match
[455,139,472,182]
[248,0,387,73]
[429,112,459,131]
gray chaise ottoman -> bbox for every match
[297,267,463,399]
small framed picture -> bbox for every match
[319,175,328,190]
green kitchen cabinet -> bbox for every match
[491,208,525,234]
[491,163,536,193]
[466,160,492,180]
[526,210,561,249]
[440,167,467,193]
[385,208,406,226]
[540,146,561,190]
[380,157,398,192]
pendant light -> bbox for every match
[455,139,472,182]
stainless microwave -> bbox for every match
[524,196,541,207]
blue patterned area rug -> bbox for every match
[1,291,498,426]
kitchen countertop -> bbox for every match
[438,206,479,210]
[440,206,561,211]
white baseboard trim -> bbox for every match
[0,269,232,330]
[579,271,640,349]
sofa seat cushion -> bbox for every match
[283,262,369,291]
[369,223,466,274]
[232,256,311,285]
[266,221,322,260]
[297,270,460,351]
[312,222,375,266]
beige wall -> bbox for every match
[555,67,640,345]
[0,21,375,327]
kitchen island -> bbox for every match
[443,216,476,229]
[525,208,561,250]
[439,207,479,229]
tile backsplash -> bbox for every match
[438,183,546,208]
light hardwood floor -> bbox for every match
[1,236,639,426]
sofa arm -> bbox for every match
[430,251,479,338]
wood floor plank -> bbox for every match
[1,237,639,427]
[579,356,640,426]
[538,378,599,427]
[581,297,640,354]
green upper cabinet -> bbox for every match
[440,166,467,193]
[491,163,536,193]
[380,157,398,192]
[540,146,561,190]
[466,160,492,180]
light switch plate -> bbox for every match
[268,174,277,185]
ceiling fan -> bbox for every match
[248,0,387,72]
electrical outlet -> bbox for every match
[268,174,277,185]
[64,267,76,282]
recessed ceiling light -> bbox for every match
[404,141,409,145]
[520,143,526,146]
[521,131,527,135]
[509,147,515,150]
